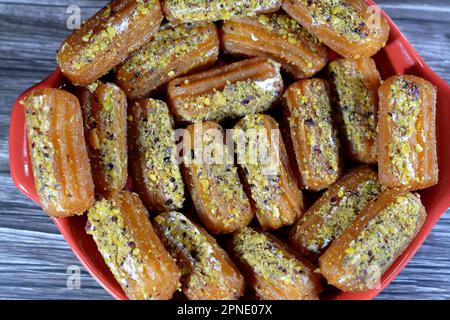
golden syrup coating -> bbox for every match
[282,0,390,59]
[222,12,328,79]
[57,0,163,86]
[86,191,181,300]
[81,83,128,195]
[378,75,438,190]
[129,99,185,212]
[167,58,283,123]
[289,166,382,259]
[22,88,94,217]
[116,22,219,99]
[283,79,342,191]
[154,211,245,300]
[319,190,426,292]
[231,227,321,300]
[234,114,304,230]
[328,58,380,164]
[162,0,282,23]
[182,122,254,234]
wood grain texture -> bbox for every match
[0,0,449,300]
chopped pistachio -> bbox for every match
[387,79,422,184]
[122,22,215,76]
[87,199,144,292]
[155,212,225,290]
[164,0,281,22]
[232,228,307,285]
[298,0,376,43]
[136,99,184,209]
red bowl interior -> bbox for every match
[8,1,450,300]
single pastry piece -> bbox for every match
[154,211,245,300]
[319,189,426,292]
[378,75,438,191]
[222,12,328,79]
[115,22,220,99]
[161,0,282,23]
[230,227,322,300]
[234,114,304,230]
[22,88,94,217]
[289,166,382,260]
[182,122,254,234]
[128,99,185,212]
[167,58,283,123]
[328,58,381,164]
[282,0,390,59]
[80,83,128,196]
[282,79,343,191]
[57,0,163,86]
[86,191,181,300]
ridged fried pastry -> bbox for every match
[22,88,94,217]
[377,75,438,191]
[182,122,254,234]
[57,0,163,86]
[230,227,322,300]
[115,22,219,99]
[234,113,304,230]
[319,189,426,292]
[222,12,327,79]
[80,83,128,196]
[167,58,283,123]
[282,0,390,59]
[328,58,381,164]
[283,79,343,191]
[154,211,245,300]
[86,191,181,300]
[128,99,185,212]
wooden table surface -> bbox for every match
[0,0,449,300]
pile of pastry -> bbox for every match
[21,0,438,300]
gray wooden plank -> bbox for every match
[0,0,449,300]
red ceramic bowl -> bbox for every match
[9,1,450,300]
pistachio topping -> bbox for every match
[232,228,307,285]
[122,22,214,76]
[137,99,184,209]
[329,59,377,158]
[256,12,321,49]
[343,193,423,290]
[299,0,375,42]
[387,79,422,185]
[165,0,281,22]
[72,26,117,70]
[87,199,145,294]
[23,95,60,209]
[154,212,225,290]
[303,177,382,253]
[96,85,127,187]
[86,80,101,93]
[235,114,282,220]
[136,0,157,15]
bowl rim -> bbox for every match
[8,0,450,300]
